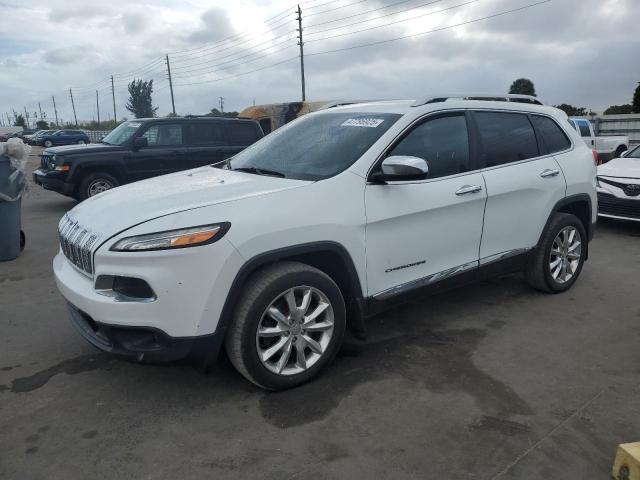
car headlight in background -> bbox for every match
[110,223,230,252]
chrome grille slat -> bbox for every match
[58,214,100,276]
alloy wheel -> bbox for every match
[256,286,334,376]
[549,226,582,284]
[88,179,113,197]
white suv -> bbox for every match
[54,94,597,390]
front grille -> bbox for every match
[599,177,640,197]
[598,192,640,220]
[41,154,54,170]
[58,214,101,275]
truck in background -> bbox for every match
[569,117,629,161]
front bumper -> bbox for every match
[598,192,640,222]
[65,300,222,363]
[33,169,75,196]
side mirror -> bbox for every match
[371,156,429,183]
[132,137,148,150]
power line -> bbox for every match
[305,0,480,42]
[306,0,552,53]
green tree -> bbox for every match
[14,114,25,127]
[206,107,238,118]
[633,82,640,114]
[36,120,49,129]
[554,104,588,116]
[603,104,634,115]
[509,78,537,97]
[125,79,158,118]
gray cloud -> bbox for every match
[188,7,235,44]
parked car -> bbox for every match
[33,117,264,201]
[28,130,57,145]
[34,129,90,147]
[596,143,640,222]
[53,94,596,390]
[0,127,22,140]
[569,117,629,161]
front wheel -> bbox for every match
[225,261,346,390]
[77,139,86,145]
[77,172,119,201]
[526,213,587,293]
[43,140,53,148]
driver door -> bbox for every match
[125,122,186,181]
[365,112,486,298]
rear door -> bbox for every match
[474,111,567,263]
[184,121,228,168]
[125,122,187,181]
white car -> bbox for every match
[569,117,629,160]
[54,94,597,390]
[596,144,640,222]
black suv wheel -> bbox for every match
[77,173,119,201]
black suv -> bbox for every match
[33,117,263,201]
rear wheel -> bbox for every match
[614,145,627,158]
[43,140,53,148]
[526,213,586,293]
[77,139,86,145]
[77,172,119,201]
[225,261,346,390]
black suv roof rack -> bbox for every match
[412,94,543,107]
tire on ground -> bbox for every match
[525,212,587,293]
[77,172,119,201]
[225,261,346,390]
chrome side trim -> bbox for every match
[373,261,478,301]
[597,213,640,223]
[479,248,533,267]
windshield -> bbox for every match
[227,112,401,180]
[102,121,143,145]
[628,145,640,158]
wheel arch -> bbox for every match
[218,242,367,345]
[539,194,594,258]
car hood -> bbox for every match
[598,157,640,179]
[44,143,125,155]
[65,166,309,241]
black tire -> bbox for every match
[77,139,86,145]
[526,213,587,293]
[615,145,627,158]
[77,172,119,201]
[225,261,346,390]
[43,140,53,148]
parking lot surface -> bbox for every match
[1,150,639,479]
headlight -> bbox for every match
[110,223,230,252]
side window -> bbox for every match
[141,124,183,146]
[259,118,272,135]
[189,123,224,145]
[226,123,260,146]
[388,114,470,179]
[577,120,591,137]
[475,112,539,167]
[531,115,571,154]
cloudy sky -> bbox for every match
[0,0,638,124]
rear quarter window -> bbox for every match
[530,115,571,154]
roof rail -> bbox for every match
[412,94,543,107]
[317,100,379,110]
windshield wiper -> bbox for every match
[232,167,286,178]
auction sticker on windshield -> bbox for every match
[341,118,385,128]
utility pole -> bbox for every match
[111,75,117,123]
[69,88,78,126]
[52,96,59,126]
[38,102,43,123]
[296,4,306,102]
[219,96,224,114]
[24,106,30,128]
[96,90,100,126]
[7,112,13,125]
[166,54,176,116]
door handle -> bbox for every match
[455,185,482,195]
[540,169,560,178]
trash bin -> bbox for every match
[0,138,29,261]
